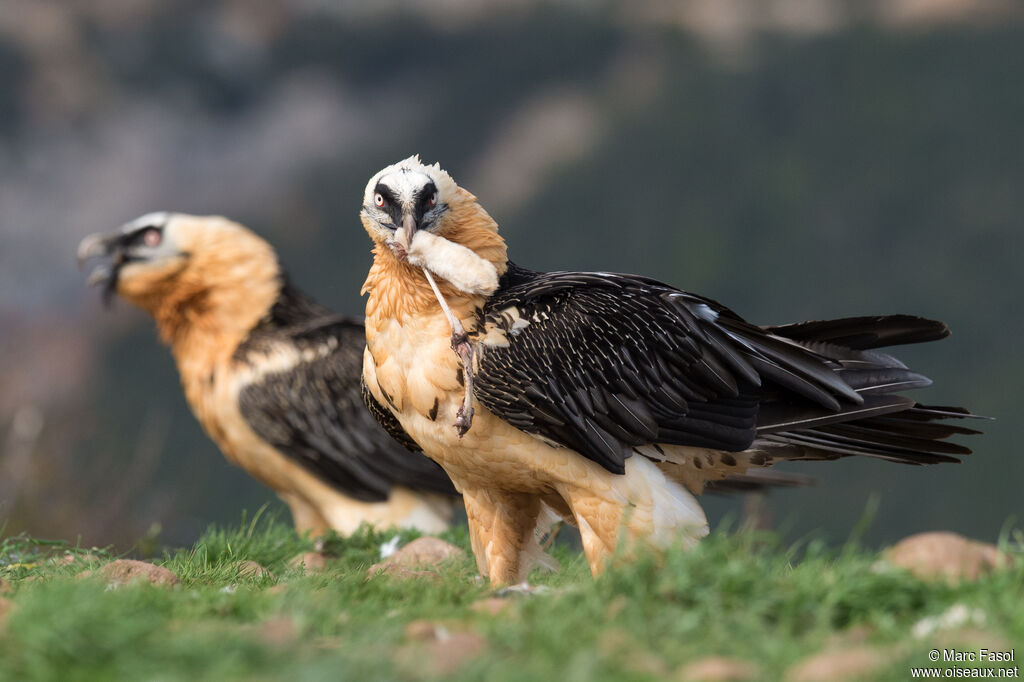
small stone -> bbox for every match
[678,656,758,681]
[258,615,297,645]
[885,532,1011,584]
[365,537,464,580]
[386,537,465,567]
[99,560,180,587]
[397,622,487,676]
[786,647,888,682]
[289,551,328,572]
[425,631,487,676]
[470,597,512,616]
[405,619,443,641]
[236,561,272,579]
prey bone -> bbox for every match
[390,228,498,436]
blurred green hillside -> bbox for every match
[0,1,1019,549]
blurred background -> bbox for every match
[0,0,1020,551]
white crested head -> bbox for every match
[360,155,466,243]
[362,155,459,208]
[120,211,172,234]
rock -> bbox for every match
[98,559,181,587]
[424,630,487,676]
[400,621,487,676]
[386,537,465,566]
[235,560,272,579]
[405,619,445,641]
[470,597,512,616]
[366,537,464,580]
[258,615,297,646]
[678,656,758,681]
[786,647,888,682]
[288,551,328,572]
[885,532,1011,583]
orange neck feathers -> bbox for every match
[362,186,508,328]
[119,223,282,373]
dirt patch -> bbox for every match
[470,597,513,616]
[786,646,889,682]
[677,656,758,681]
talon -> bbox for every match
[451,331,469,351]
[455,403,474,437]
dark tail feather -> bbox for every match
[765,315,949,350]
[705,470,814,494]
[758,403,984,466]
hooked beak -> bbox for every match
[401,211,417,247]
[77,231,124,306]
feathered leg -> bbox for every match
[555,485,624,576]
[462,488,542,584]
[277,492,331,538]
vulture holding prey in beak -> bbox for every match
[358,156,982,584]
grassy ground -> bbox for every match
[1,515,1021,682]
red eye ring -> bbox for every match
[374,192,385,208]
[428,193,437,207]
[142,228,162,247]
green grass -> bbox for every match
[1,517,1021,681]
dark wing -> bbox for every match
[237,316,456,501]
[473,263,977,475]
[360,376,423,454]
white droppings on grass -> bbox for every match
[220,585,237,594]
[912,603,986,639]
[379,536,402,559]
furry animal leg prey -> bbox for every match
[421,268,475,436]
[385,238,407,261]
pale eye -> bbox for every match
[142,228,162,247]
[374,192,385,208]
[428,192,437,207]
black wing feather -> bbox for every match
[237,283,456,501]
[474,263,977,475]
